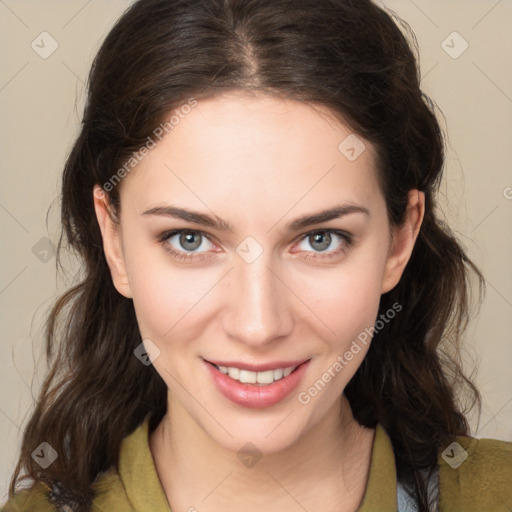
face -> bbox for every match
[93,91,424,454]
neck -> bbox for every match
[149,394,375,512]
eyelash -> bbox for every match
[157,229,354,262]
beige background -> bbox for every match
[1,0,511,502]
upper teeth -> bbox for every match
[216,365,298,385]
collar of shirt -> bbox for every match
[117,415,398,512]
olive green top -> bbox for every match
[2,416,511,511]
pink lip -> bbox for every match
[204,359,311,409]
[203,358,309,372]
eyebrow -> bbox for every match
[141,203,370,232]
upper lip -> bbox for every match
[203,357,311,372]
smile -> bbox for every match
[204,358,312,408]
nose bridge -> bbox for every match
[225,244,292,345]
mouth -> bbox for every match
[203,358,312,408]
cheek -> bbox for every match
[299,254,384,340]
[123,238,211,340]
[131,269,211,342]
[295,265,382,405]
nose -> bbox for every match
[222,250,294,349]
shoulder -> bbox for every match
[438,433,512,511]
[89,467,134,510]
[1,469,133,512]
[1,482,57,512]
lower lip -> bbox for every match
[204,359,311,409]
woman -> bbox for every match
[2,0,511,511]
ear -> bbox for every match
[381,189,425,294]
[92,185,133,298]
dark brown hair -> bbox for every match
[6,0,483,510]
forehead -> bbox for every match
[120,91,382,219]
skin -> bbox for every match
[93,90,425,512]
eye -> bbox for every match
[294,230,353,260]
[158,230,215,261]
